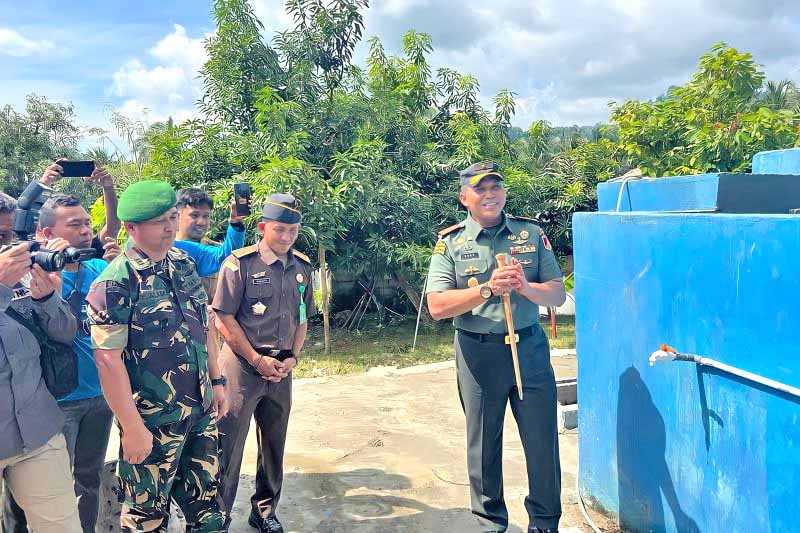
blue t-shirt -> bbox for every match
[174,224,246,277]
[59,258,107,402]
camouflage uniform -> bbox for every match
[87,247,225,532]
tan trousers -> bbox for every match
[0,433,80,532]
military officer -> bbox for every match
[426,162,566,533]
[86,180,228,532]
[213,193,315,533]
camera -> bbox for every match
[3,179,96,271]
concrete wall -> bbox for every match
[573,211,800,532]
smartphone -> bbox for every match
[59,160,95,177]
[234,183,252,216]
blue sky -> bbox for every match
[2,0,800,151]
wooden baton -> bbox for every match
[495,253,523,401]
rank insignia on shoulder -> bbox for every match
[433,240,446,255]
[540,230,552,251]
[222,259,239,272]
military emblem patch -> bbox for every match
[433,241,446,255]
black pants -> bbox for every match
[218,356,292,522]
[455,327,561,532]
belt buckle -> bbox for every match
[504,333,520,345]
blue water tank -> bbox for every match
[573,156,800,531]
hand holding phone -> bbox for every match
[59,160,95,178]
[233,183,252,217]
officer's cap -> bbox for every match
[458,161,504,187]
[118,180,177,223]
[261,193,302,224]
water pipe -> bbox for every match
[649,344,800,399]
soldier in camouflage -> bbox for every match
[86,180,228,532]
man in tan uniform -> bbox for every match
[212,193,315,533]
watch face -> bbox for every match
[480,285,493,299]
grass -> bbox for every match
[295,315,576,378]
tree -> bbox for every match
[613,43,800,176]
[201,0,283,132]
[0,95,81,196]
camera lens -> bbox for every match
[31,250,65,272]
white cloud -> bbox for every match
[109,24,209,124]
[0,27,53,57]
[251,0,293,35]
[360,0,800,126]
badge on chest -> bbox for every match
[252,271,271,285]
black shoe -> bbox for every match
[248,513,284,533]
[529,528,558,533]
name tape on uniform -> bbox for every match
[509,244,536,255]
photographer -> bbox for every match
[173,188,246,298]
[0,242,80,532]
[39,161,121,259]
[3,192,120,533]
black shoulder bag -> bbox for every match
[6,304,78,400]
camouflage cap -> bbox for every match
[458,161,504,187]
[261,193,302,224]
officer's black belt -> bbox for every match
[255,347,295,361]
[457,326,534,344]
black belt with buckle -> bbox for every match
[255,347,295,361]
[237,347,295,374]
[457,326,534,344]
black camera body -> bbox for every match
[7,179,96,271]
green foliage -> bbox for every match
[0,95,81,196]
[201,0,283,131]
[613,43,800,176]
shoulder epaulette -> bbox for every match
[509,214,537,223]
[437,223,465,238]
[232,244,259,258]
[292,250,311,264]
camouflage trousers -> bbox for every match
[117,408,225,532]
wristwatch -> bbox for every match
[479,283,493,300]
[211,376,227,387]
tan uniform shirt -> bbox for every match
[212,244,316,352]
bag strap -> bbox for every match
[6,304,49,345]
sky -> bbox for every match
[2,0,800,150]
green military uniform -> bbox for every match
[426,163,563,532]
[86,181,225,532]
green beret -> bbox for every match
[118,180,177,223]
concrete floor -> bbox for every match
[103,353,615,532]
